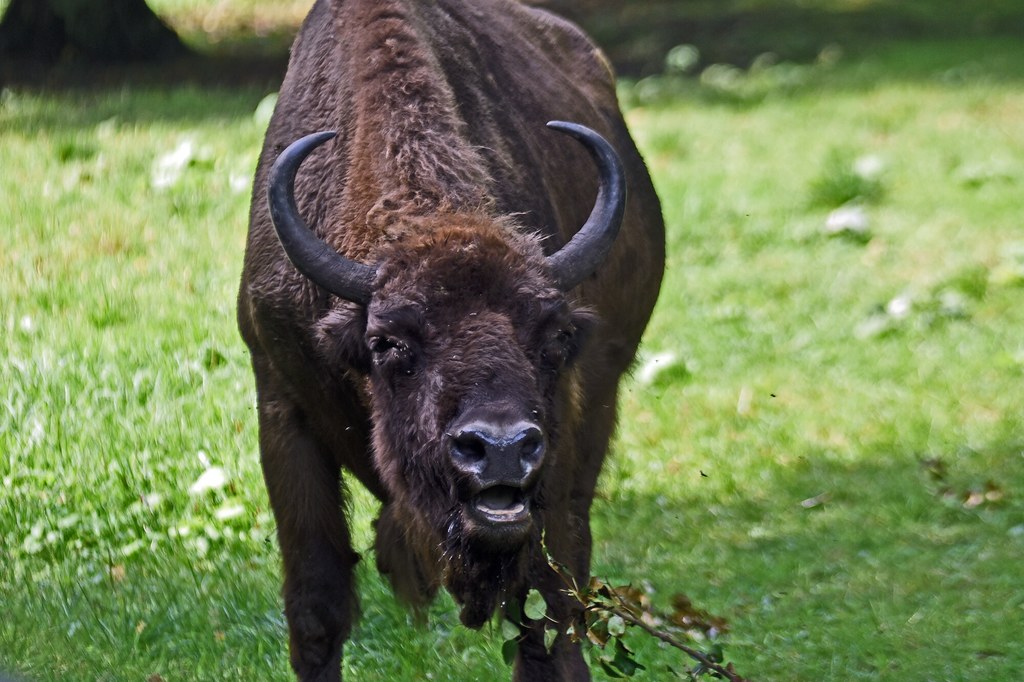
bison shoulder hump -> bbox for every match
[521,5,617,89]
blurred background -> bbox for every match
[2,1,1023,77]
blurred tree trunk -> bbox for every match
[0,0,187,62]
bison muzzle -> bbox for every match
[237,0,665,679]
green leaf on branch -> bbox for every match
[524,588,549,621]
[501,637,519,666]
[585,611,611,647]
[612,639,647,676]
[598,639,646,678]
[544,627,558,653]
[500,618,520,642]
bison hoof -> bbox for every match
[289,603,345,681]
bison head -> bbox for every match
[266,123,623,624]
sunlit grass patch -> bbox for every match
[147,0,313,51]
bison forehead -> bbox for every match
[371,216,560,308]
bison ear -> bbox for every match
[314,304,372,374]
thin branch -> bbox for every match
[605,606,748,682]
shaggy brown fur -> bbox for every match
[238,0,664,680]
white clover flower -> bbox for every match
[151,139,195,189]
[853,154,885,180]
[886,295,912,319]
[189,466,228,495]
[214,504,245,522]
[825,205,869,236]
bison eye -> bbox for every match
[541,329,573,369]
[367,336,415,374]
[368,335,398,354]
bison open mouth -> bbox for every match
[472,485,530,525]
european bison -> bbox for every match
[237,0,664,679]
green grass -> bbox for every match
[2,4,1024,681]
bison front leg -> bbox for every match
[512,536,591,682]
[256,377,358,682]
[513,388,622,681]
[513,502,595,681]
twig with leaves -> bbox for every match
[534,551,750,681]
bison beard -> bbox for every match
[373,476,543,629]
[442,507,537,628]
[372,498,532,628]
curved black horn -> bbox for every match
[268,130,377,305]
[544,121,626,291]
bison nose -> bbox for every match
[449,421,545,484]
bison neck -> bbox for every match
[339,0,493,241]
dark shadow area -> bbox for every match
[0,51,288,91]
[0,83,276,135]
[589,433,1024,678]
[0,46,291,134]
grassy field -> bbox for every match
[2,2,1023,680]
